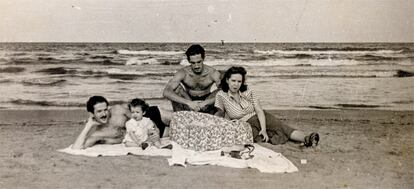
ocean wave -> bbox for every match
[85,59,123,65]
[37,57,57,61]
[394,70,414,77]
[90,55,114,59]
[335,104,383,108]
[205,59,364,67]
[10,99,83,107]
[36,67,76,75]
[22,78,67,86]
[0,79,13,83]
[0,66,25,73]
[126,58,159,65]
[0,58,10,63]
[106,68,173,80]
[109,97,167,105]
[7,59,37,65]
[305,47,408,52]
[117,49,184,55]
[7,52,29,56]
[109,80,166,85]
[254,49,404,56]
[248,70,397,78]
[392,100,414,104]
[355,54,404,61]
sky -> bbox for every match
[0,0,413,43]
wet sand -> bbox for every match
[0,109,413,189]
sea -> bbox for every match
[0,43,413,111]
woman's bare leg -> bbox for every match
[289,130,306,142]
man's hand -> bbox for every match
[196,100,209,111]
[86,115,100,128]
[187,101,201,111]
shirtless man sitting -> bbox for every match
[72,96,172,149]
[163,44,221,114]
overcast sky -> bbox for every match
[1,0,413,42]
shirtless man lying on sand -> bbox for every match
[72,96,171,149]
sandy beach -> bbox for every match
[0,109,412,189]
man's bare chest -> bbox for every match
[183,75,214,90]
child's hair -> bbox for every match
[128,98,149,112]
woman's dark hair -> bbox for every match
[128,98,149,112]
[185,44,205,61]
[86,96,109,113]
[220,66,248,92]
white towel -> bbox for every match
[57,138,172,157]
[58,139,298,173]
[58,144,172,157]
[168,142,298,173]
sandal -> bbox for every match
[220,144,255,159]
[240,144,255,159]
[304,133,319,147]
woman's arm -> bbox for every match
[253,100,269,142]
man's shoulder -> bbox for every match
[204,65,219,74]
[110,104,128,112]
[173,67,189,77]
[141,117,154,127]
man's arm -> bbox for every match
[199,69,222,108]
[71,116,99,149]
[163,69,200,110]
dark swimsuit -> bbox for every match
[144,106,167,137]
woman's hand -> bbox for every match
[259,130,269,142]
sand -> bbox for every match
[0,109,413,189]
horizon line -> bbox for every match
[0,41,413,44]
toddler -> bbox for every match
[123,98,161,149]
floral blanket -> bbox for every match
[169,111,253,151]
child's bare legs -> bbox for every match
[153,140,162,148]
[162,127,169,138]
[124,141,139,147]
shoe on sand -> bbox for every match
[141,142,149,150]
[304,133,319,147]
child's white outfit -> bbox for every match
[123,117,156,145]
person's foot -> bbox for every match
[141,142,149,150]
[161,144,173,149]
[304,133,319,147]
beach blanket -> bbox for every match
[57,137,172,157]
[58,144,172,157]
[58,139,298,173]
[168,142,298,173]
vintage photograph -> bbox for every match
[0,0,413,188]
